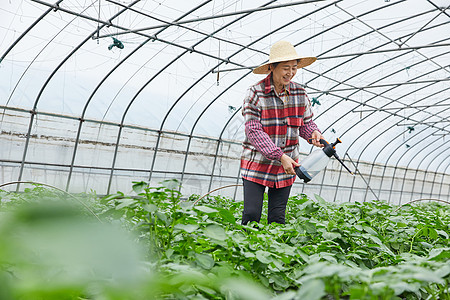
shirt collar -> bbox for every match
[263,73,291,95]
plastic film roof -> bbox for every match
[1,0,450,185]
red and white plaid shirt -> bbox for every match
[241,73,320,188]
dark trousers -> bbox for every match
[241,179,292,225]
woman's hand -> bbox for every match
[310,130,325,148]
[280,154,300,175]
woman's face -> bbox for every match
[272,60,298,87]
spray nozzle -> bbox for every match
[331,138,342,148]
[307,138,354,175]
[320,138,354,175]
[328,138,354,175]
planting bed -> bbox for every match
[0,180,449,299]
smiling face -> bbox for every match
[271,59,298,91]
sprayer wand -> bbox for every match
[310,138,355,176]
[327,138,354,175]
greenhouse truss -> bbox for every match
[1,0,449,203]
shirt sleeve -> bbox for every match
[299,92,321,143]
[242,87,284,161]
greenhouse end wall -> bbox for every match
[0,109,448,204]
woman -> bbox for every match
[240,40,324,225]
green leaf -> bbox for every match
[100,192,124,204]
[174,223,199,233]
[428,248,450,261]
[195,205,219,214]
[272,291,296,300]
[155,211,168,225]
[323,231,341,240]
[296,279,326,300]
[161,179,180,190]
[132,181,148,194]
[362,225,378,236]
[115,198,136,209]
[143,203,157,213]
[217,208,236,224]
[314,194,326,204]
[437,230,449,239]
[427,227,438,239]
[195,252,215,270]
[303,221,317,234]
[203,224,227,241]
[435,263,450,278]
[165,249,174,258]
[368,235,382,245]
[255,250,272,264]
[270,273,289,289]
[221,278,271,300]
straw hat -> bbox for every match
[253,41,316,74]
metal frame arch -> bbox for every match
[377,108,450,201]
[0,0,64,63]
[178,71,250,186]
[207,99,246,192]
[5,1,101,108]
[302,47,450,202]
[16,1,140,191]
[429,154,450,199]
[403,129,450,201]
[298,41,450,194]
[145,1,445,191]
[144,0,290,185]
[312,45,450,162]
[112,0,335,191]
[385,124,448,203]
[394,126,450,204]
[304,46,450,201]
[363,100,450,202]
[148,0,298,183]
[396,125,450,201]
[65,0,212,190]
[343,75,450,202]
[302,20,450,135]
[419,146,450,198]
[303,0,413,85]
[349,84,450,202]
[438,161,450,199]
[2,0,449,200]
[147,0,339,183]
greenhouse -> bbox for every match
[1,0,449,299]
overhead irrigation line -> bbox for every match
[353,103,450,113]
[308,77,450,94]
[92,0,329,39]
[100,0,266,59]
[304,82,450,135]
[30,0,247,69]
[211,42,450,73]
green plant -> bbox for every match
[1,182,449,299]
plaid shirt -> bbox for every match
[241,73,320,188]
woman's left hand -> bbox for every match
[310,130,325,148]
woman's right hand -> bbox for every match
[280,154,300,175]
